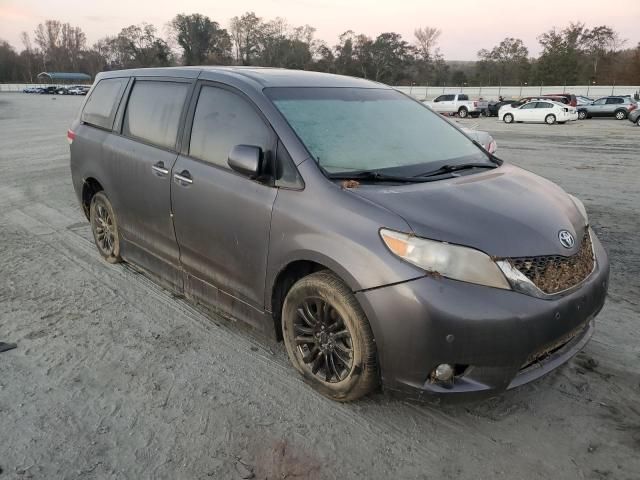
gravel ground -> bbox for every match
[0,93,638,480]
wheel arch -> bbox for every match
[81,177,104,219]
[269,255,361,341]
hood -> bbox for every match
[350,164,586,258]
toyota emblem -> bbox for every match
[558,230,575,248]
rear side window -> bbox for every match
[458,94,469,101]
[536,102,553,108]
[189,86,272,168]
[606,97,623,105]
[123,81,189,150]
[81,78,127,129]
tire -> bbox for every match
[545,114,556,125]
[578,110,587,120]
[282,271,378,401]
[503,113,514,124]
[636,117,640,127]
[458,107,469,118]
[90,191,122,264]
[615,110,627,120]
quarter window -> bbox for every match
[189,86,272,168]
[123,81,189,150]
[81,78,127,130]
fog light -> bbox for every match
[433,363,455,382]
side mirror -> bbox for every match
[228,145,262,178]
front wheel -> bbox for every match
[636,117,640,126]
[503,113,514,124]
[282,271,378,401]
[90,192,122,264]
[545,114,556,125]
[615,110,627,120]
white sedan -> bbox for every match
[499,100,577,125]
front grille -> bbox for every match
[508,232,594,294]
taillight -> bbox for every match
[67,129,76,145]
[473,101,478,107]
[628,103,637,111]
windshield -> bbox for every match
[265,87,488,175]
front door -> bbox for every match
[104,78,192,283]
[171,83,278,320]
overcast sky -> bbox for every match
[1,0,639,60]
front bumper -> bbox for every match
[356,232,609,397]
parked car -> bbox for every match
[449,120,498,153]
[69,67,608,401]
[55,87,70,95]
[576,95,594,106]
[40,86,59,94]
[22,86,44,93]
[423,93,489,118]
[577,96,638,120]
[487,99,518,117]
[543,93,578,107]
[68,86,90,95]
[500,100,578,124]
[628,109,640,126]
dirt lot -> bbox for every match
[0,93,639,479]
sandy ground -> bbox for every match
[0,93,638,480]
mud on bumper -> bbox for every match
[355,233,609,397]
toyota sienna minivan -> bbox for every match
[69,67,609,401]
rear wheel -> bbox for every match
[636,117,640,126]
[545,114,556,125]
[503,113,514,124]
[90,192,121,264]
[458,107,469,118]
[578,110,587,120]
[615,110,627,120]
[282,271,378,401]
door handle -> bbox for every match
[151,161,169,176]
[173,170,193,185]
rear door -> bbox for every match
[103,78,192,278]
[171,82,278,312]
[605,97,624,116]
[535,101,555,122]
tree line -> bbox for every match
[0,13,638,86]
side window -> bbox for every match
[458,94,469,101]
[189,86,273,168]
[521,102,537,109]
[445,95,456,101]
[433,95,444,102]
[123,80,189,150]
[536,102,553,108]
[593,98,607,105]
[606,97,623,104]
[81,78,127,130]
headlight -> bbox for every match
[380,229,511,290]
[568,194,589,225]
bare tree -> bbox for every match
[414,26,441,62]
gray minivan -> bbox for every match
[69,67,609,401]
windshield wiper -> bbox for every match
[327,170,446,183]
[414,162,497,178]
